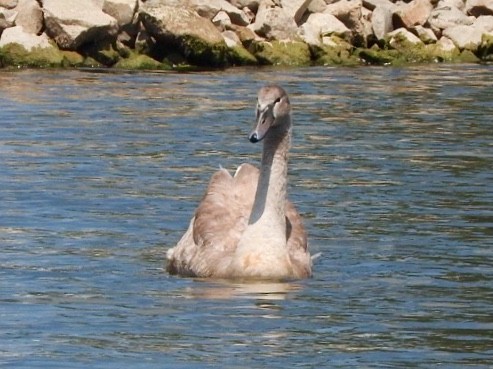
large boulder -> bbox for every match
[249,1,299,40]
[13,0,43,35]
[428,6,475,31]
[0,25,51,50]
[372,5,394,40]
[102,0,138,26]
[443,24,487,49]
[139,3,229,66]
[393,0,434,29]
[43,0,118,50]
[443,15,493,49]
[465,0,493,16]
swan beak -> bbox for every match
[249,109,273,143]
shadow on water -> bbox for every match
[0,65,492,368]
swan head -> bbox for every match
[249,85,291,143]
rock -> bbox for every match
[437,35,457,51]
[362,0,395,11]
[299,12,351,46]
[212,10,232,31]
[325,0,366,45]
[0,25,51,50]
[242,6,255,23]
[474,15,493,31]
[393,0,433,29]
[43,0,118,50]
[443,24,486,49]
[372,6,394,40]
[428,6,475,31]
[279,0,313,25]
[412,24,438,43]
[228,24,259,47]
[386,27,423,47]
[102,0,138,26]
[307,0,327,14]
[437,0,465,11]
[249,1,299,40]
[13,0,43,35]
[222,29,241,47]
[0,0,17,9]
[229,0,260,12]
[0,7,16,31]
[187,0,251,26]
[139,3,229,66]
[465,0,493,16]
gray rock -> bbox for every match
[43,0,118,50]
[188,0,251,26]
[0,7,16,31]
[212,10,232,31]
[372,5,394,40]
[412,24,438,43]
[428,6,475,31]
[465,0,493,16]
[222,29,241,47]
[102,0,138,26]
[299,12,351,45]
[249,1,299,40]
[0,25,51,50]
[14,0,43,35]
[437,35,457,51]
[387,27,423,45]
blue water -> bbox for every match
[0,65,492,368]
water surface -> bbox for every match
[1,65,492,368]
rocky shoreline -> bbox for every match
[0,0,492,69]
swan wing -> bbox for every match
[167,164,259,277]
[285,201,312,278]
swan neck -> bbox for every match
[249,121,291,225]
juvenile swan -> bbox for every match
[166,85,311,280]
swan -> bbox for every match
[166,85,312,280]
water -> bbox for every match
[0,65,492,368]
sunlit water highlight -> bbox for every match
[1,65,492,368]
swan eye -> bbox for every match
[273,97,281,105]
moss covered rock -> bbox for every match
[311,37,359,65]
[114,52,167,70]
[477,33,493,62]
[0,43,64,67]
[250,40,311,66]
